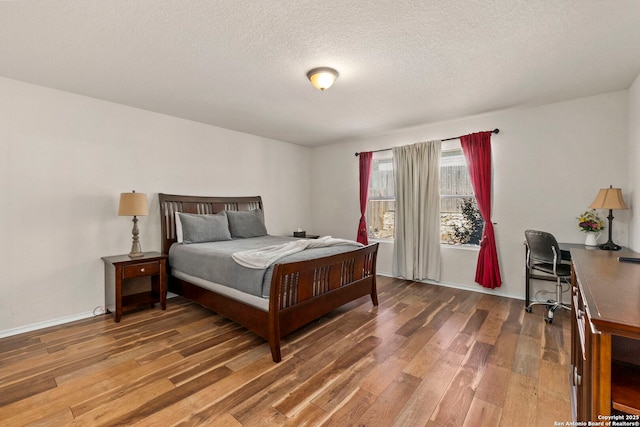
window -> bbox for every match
[366,142,483,245]
[439,149,483,245]
[367,153,395,239]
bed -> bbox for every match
[159,193,379,362]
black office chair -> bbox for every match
[524,230,572,323]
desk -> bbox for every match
[524,242,590,309]
[570,248,640,419]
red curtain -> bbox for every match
[357,152,373,244]
[460,132,502,289]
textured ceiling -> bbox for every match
[2,1,640,146]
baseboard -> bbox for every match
[375,271,525,301]
[0,310,98,339]
[0,281,514,340]
[429,279,524,300]
[0,293,180,339]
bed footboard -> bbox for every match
[267,243,379,362]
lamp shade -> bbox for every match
[307,67,339,91]
[118,191,148,216]
[589,186,627,210]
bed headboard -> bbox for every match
[158,193,264,255]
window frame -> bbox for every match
[366,141,481,248]
[366,152,395,241]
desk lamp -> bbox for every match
[118,190,148,257]
[589,185,627,250]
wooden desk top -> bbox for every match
[571,248,640,339]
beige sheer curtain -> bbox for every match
[392,140,441,281]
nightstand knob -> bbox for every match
[140,268,145,272]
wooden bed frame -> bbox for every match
[158,193,379,362]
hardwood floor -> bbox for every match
[0,276,571,426]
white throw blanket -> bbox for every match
[232,236,363,269]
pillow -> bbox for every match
[226,209,268,238]
[175,212,184,243]
[177,211,232,244]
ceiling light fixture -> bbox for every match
[307,67,339,91]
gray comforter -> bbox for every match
[168,235,363,298]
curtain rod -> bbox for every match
[354,128,500,156]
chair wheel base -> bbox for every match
[545,317,553,324]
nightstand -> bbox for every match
[292,233,320,239]
[101,252,167,322]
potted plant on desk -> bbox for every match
[577,209,604,247]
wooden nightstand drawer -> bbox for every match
[122,261,159,279]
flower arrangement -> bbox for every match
[577,209,604,233]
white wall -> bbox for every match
[1,74,635,335]
[310,91,630,299]
[0,76,312,335]
[628,73,640,250]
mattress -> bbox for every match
[168,235,363,298]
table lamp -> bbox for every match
[589,185,627,250]
[118,190,148,257]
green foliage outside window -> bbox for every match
[441,198,483,245]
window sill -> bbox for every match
[368,238,480,251]
[441,243,480,251]
[369,237,394,244]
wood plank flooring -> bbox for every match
[0,276,571,426]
